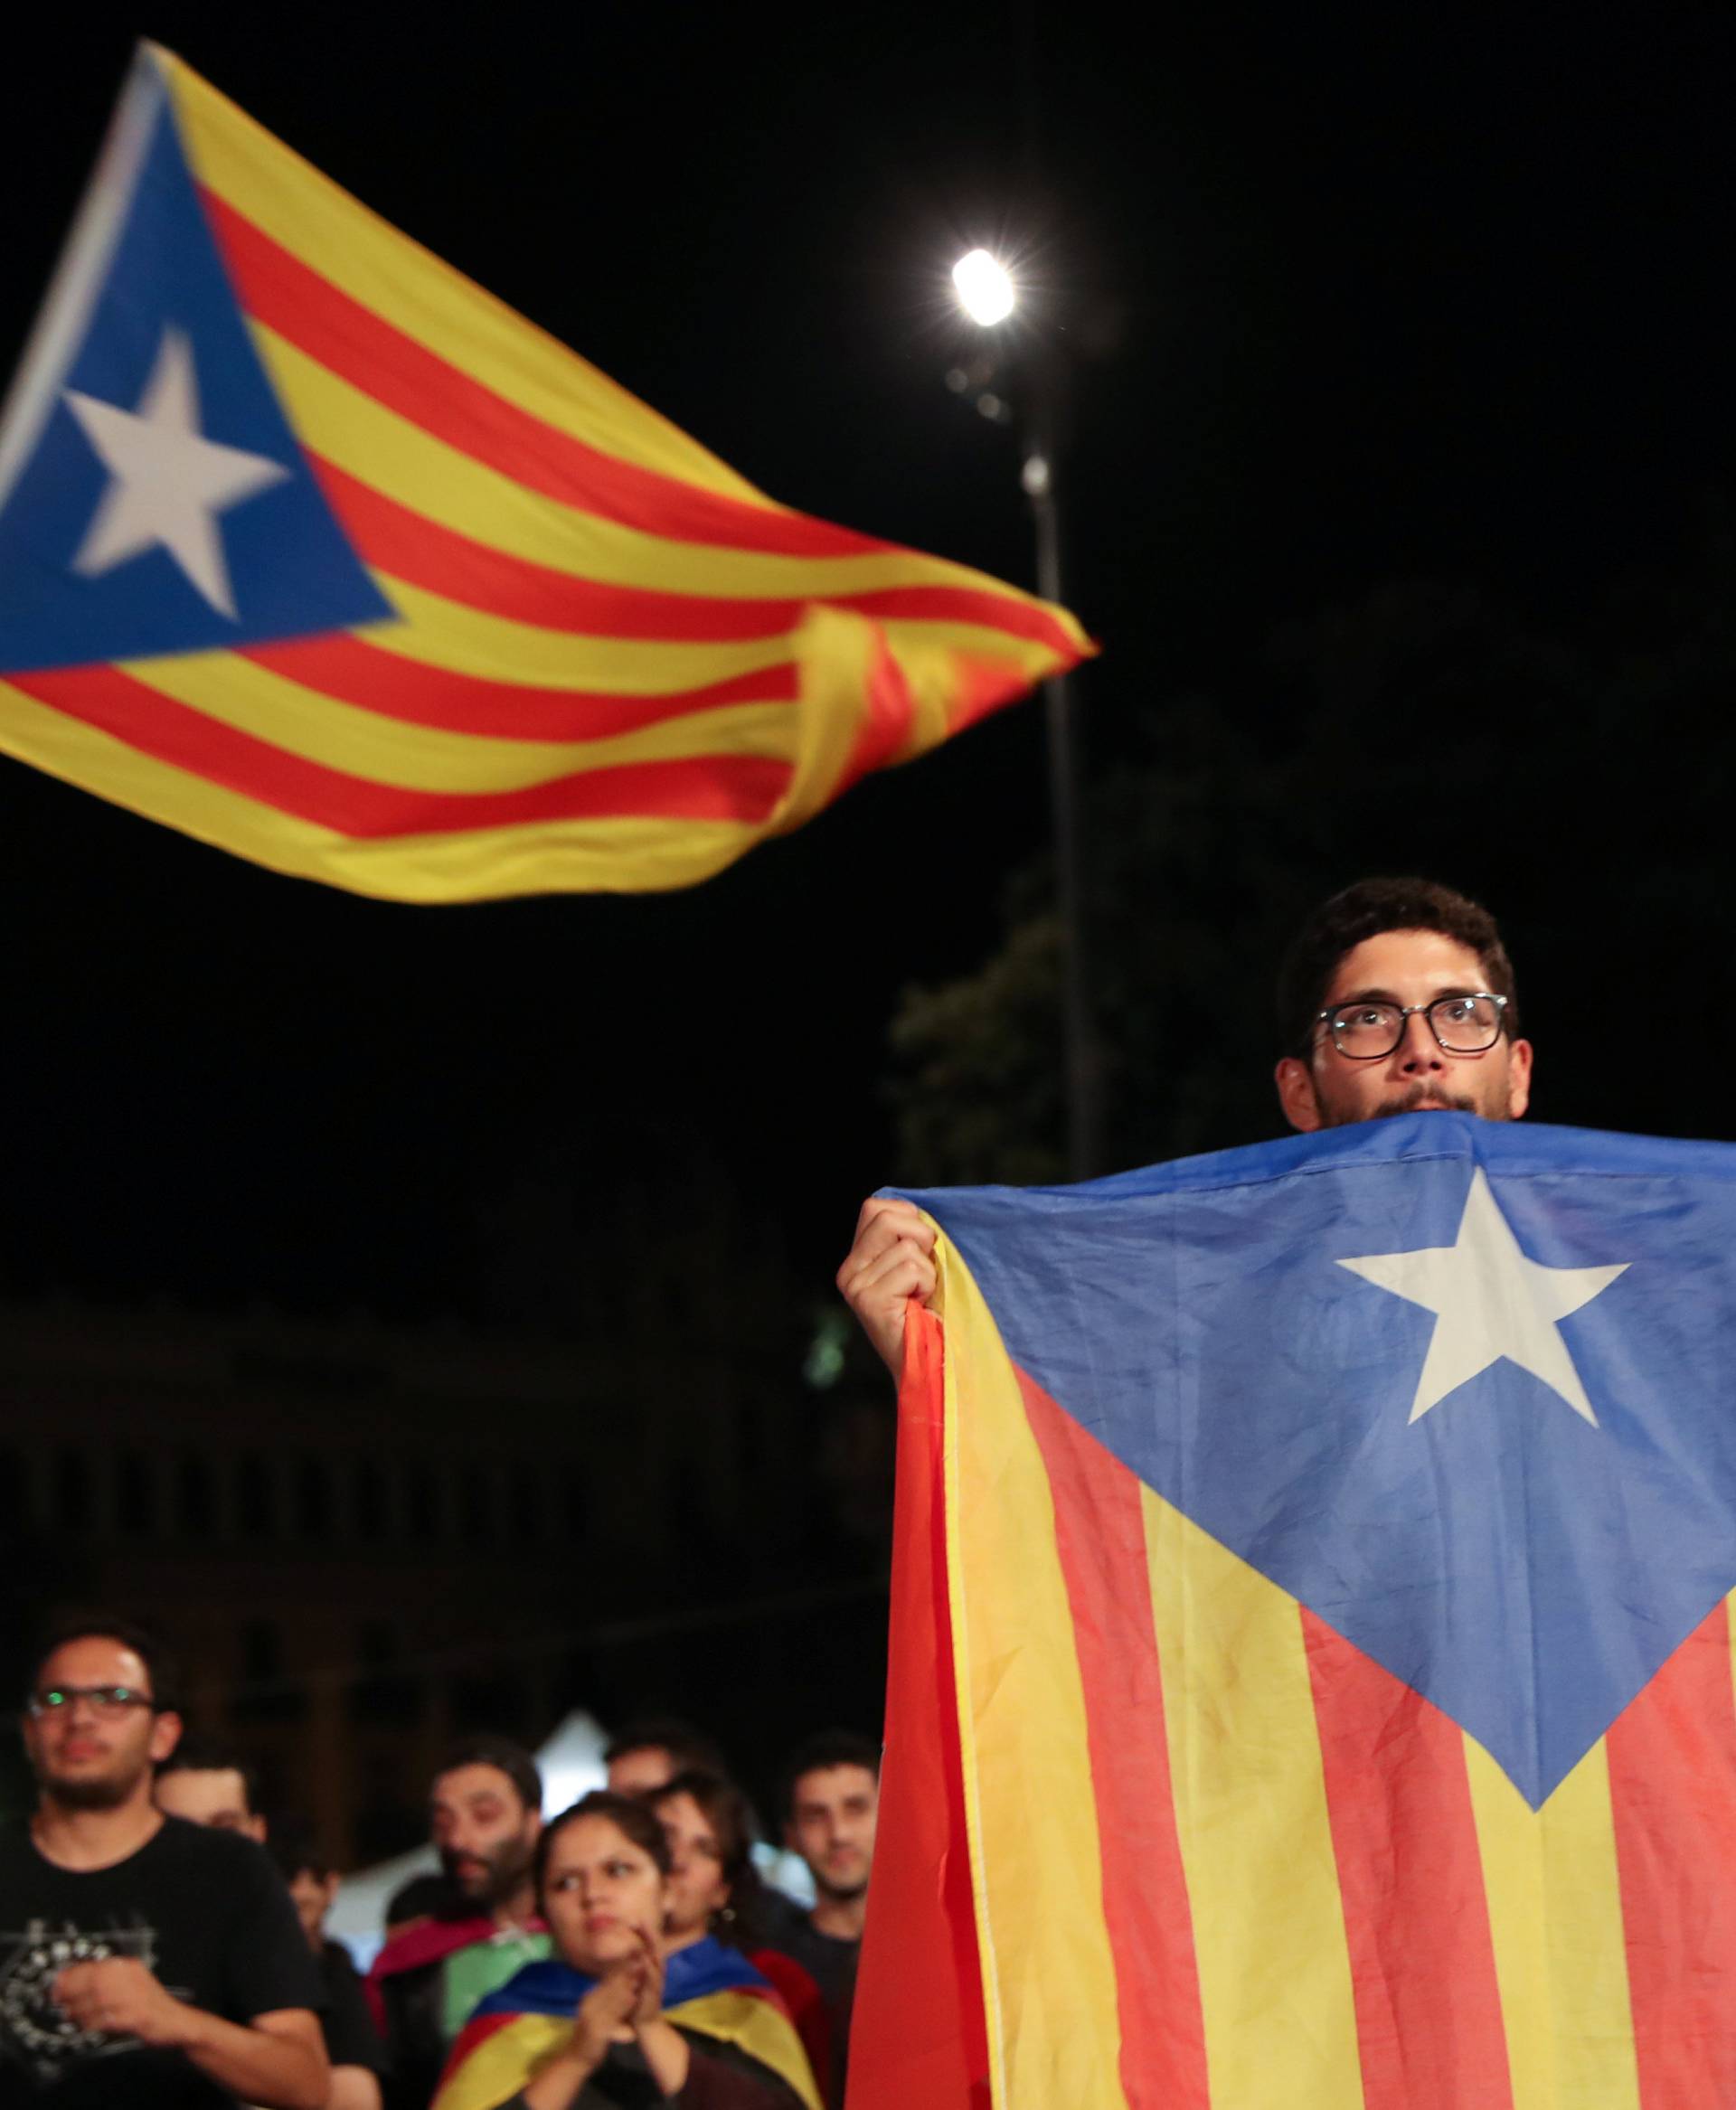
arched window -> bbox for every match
[176,1455,216,1540]
[295,1457,333,1542]
[406,1461,440,1542]
[115,1452,155,1537]
[510,1462,542,1542]
[55,1450,94,1534]
[236,1455,275,1540]
[0,1446,26,1534]
[354,1458,390,1540]
[458,1467,492,1544]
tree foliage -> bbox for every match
[887,528,1736,1186]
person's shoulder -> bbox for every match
[0,1818,38,1879]
[319,1936,363,1989]
[368,1911,495,1983]
[149,1813,270,1871]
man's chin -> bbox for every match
[817,1872,869,1906]
[47,1771,137,1811]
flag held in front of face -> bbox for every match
[0,45,1091,900]
[853,1110,1736,2108]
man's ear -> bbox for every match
[149,1710,184,1766]
[1274,1055,1323,1134]
[1505,1037,1533,1119]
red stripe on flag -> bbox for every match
[1606,1599,1736,2106]
[1303,1610,1514,2110]
[827,630,917,805]
[303,457,1081,656]
[849,1308,989,2110]
[241,633,801,742]
[9,665,789,834]
[1016,1370,1211,2109]
[203,192,892,560]
[307,461,801,642]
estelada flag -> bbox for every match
[434,1945,821,2110]
[852,1113,1736,2108]
[0,46,1090,900]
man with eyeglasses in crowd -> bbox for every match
[0,1618,327,2108]
[838,875,1532,1370]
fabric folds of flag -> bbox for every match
[852,1114,1736,2109]
[433,1945,821,2110]
[0,46,1091,900]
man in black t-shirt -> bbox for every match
[0,1618,326,2108]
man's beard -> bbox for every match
[814,1862,870,1907]
[46,1766,142,1811]
[441,1836,533,1908]
[1370,1085,1479,1121]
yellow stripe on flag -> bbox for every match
[363,580,797,692]
[122,652,801,790]
[0,677,769,900]
[935,1232,1129,2110]
[255,326,1047,605]
[159,48,779,509]
[1141,1492,1365,2108]
[1464,1738,1640,2109]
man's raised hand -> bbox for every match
[835,1196,939,1376]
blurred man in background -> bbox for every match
[364,1738,546,2110]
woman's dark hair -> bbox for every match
[646,1766,768,1947]
[533,1790,671,1915]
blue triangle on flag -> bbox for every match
[901,1115,1736,1809]
[0,52,393,674]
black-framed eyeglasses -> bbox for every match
[25,1685,156,1720]
[1317,992,1507,1060]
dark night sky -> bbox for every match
[0,2,1731,1321]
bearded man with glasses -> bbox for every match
[0,1618,327,2108]
[838,876,1533,1376]
[1269,876,1533,1134]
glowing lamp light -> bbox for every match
[952,249,1015,326]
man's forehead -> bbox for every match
[37,1637,148,1688]
[432,1761,523,1806]
[162,1766,245,1798]
[1324,928,1487,999]
[795,1763,878,1804]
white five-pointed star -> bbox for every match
[61,326,289,618]
[1338,1168,1628,1426]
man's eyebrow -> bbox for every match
[1329,983,1483,1006]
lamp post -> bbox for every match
[951,251,1099,1182]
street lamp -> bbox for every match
[950,250,1099,1182]
[951,250,1016,326]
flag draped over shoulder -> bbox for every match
[851,1113,1736,2109]
[0,46,1090,900]
[434,1944,821,2110]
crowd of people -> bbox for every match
[0,1619,879,2109]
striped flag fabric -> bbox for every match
[433,1946,821,2110]
[0,46,1090,900]
[852,1113,1736,2108]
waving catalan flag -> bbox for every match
[854,1114,1736,2109]
[0,47,1090,900]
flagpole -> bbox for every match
[950,255,1100,1182]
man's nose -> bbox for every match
[1395,1012,1445,1069]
